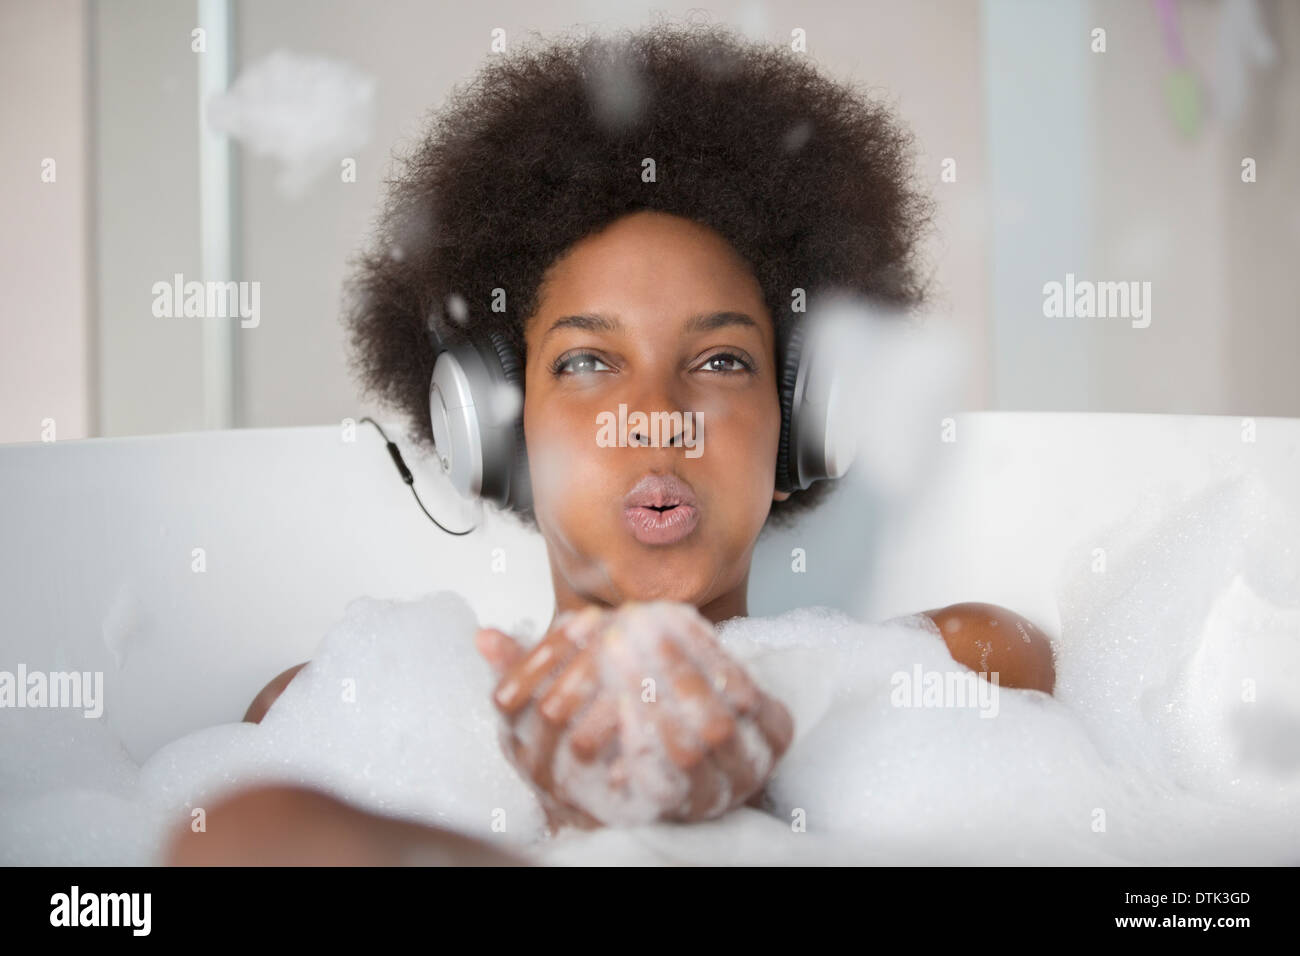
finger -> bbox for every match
[654,636,727,761]
[493,629,581,716]
[675,752,730,822]
[562,612,646,762]
[644,686,708,772]
[670,614,762,716]
[537,642,600,726]
[649,707,706,771]
[504,705,565,782]
[662,640,736,749]
[603,629,698,821]
[752,693,795,757]
[708,723,765,805]
[558,605,610,648]
[493,606,607,713]
[567,694,618,762]
[474,627,527,677]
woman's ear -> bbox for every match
[772,489,791,502]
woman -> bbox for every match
[167,22,1053,866]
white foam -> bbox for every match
[2,592,545,863]
[529,477,1300,865]
[1054,474,1300,815]
[3,475,1297,864]
[138,592,546,852]
[0,706,149,865]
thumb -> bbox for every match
[475,626,526,676]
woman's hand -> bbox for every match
[475,602,794,829]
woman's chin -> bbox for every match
[610,573,706,607]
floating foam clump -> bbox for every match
[204,49,376,200]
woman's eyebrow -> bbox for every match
[540,313,618,346]
[540,310,759,346]
[683,310,760,335]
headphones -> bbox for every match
[426,312,857,518]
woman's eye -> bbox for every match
[550,350,755,376]
[698,352,754,374]
[550,351,611,376]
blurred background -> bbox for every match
[1,0,1297,445]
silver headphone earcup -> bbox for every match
[429,344,518,506]
[429,347,484,499]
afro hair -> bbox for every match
[343,20,935,531]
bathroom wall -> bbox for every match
[987,0,1299,415]
[92,0,209,441]
[0,0,93,444]
[1083,0,1298,415]
[1,0,1295,444]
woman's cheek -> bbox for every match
[524,415,580,516]
[698,400,779,485]
[529,414,608,515]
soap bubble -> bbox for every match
[580,38,647,134]
[445,292,469,326]
[488,381,522,425]
[782,119,813,153]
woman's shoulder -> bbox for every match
[243,661,309,723]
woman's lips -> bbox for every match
[622,503,700,545]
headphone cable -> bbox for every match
[360,416,477,535]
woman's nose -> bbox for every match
[628,421,686,446]
[624,382,696,447]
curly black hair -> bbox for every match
[343,20,935,532]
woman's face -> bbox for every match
[522,210,790,625]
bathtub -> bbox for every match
[1,411,1297,859]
